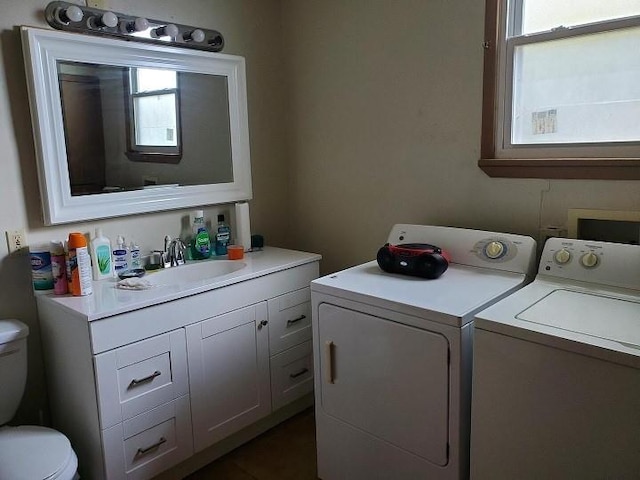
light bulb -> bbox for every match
[57,5,83,24]
[100,11,118,28]
[121,17,149,33]
[184,29,205,42]
[154,24,179,38]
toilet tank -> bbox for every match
[0,320,29,425]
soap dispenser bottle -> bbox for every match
[191,210,212,259]
[112,235,129,276]
[215,214,231,256]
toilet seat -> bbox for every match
[0,425,78,480]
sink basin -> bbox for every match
[147,260,247,285]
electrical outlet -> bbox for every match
[6,229,27,253]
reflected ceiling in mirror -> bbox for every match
[22,26,251,225]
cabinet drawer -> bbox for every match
[102,396,193,480]
[95,329,188,429]
[270,340,314,411]
[268,287,311,355]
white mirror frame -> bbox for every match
[21,26,252,225]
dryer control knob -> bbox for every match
[485,241,505,259]
[580,252,599,268]
[554,249,571,264]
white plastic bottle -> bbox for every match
[90,228,113,280]
[129,240,141,269]
[112,235,129,277]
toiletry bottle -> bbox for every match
[68,232,93,296]
[191,210,211,259]
[129,239,141,269]
[65,240,72,293]
[215,214,231,256]
[50,240,68,295]
[30,243,53,292]
[112,235,129,276]
[91,228,113,280]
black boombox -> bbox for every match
[376,243,449,279]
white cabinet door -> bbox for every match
[317,303,450,466]
[186,302,271,452]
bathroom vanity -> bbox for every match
[36,247,320,480]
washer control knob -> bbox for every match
[580,252,599,268]
[485,241,505,259]
[554,248,571,264]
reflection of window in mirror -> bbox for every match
[125,67,183,163]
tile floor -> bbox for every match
[185,408,318,480]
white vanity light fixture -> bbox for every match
[44,1,224,52]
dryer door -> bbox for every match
[317,303,450,465]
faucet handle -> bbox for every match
[169,238,187,266]
[152,249,171,269]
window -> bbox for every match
[480,0,640,179]
[126,67,182,163]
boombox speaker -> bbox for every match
[376,243,449,279]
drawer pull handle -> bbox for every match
[136,437,166,457]
[128,370,161,388]
[286,314,306,327]
[325,341,335,384]
[258,319,269,330]
[289,367,309,379]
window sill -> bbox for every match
[478,158,640,180]
[125,151,183,164]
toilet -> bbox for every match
[0,319,79,480]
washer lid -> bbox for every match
[0,319,29,344]
[517,289,640,348]
[0,426,73,480]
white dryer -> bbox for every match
[311,224,536,480]
[471,238,640,479]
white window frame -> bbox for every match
[480,0,640,179]
[126,67,183,162]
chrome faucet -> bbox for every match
[151,235,184,268]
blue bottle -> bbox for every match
[215,214,230,256]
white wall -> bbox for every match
[0,0,289,424]
[281,0,640,274]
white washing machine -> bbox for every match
[311,224,537,480]
[471,237,640,479]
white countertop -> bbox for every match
[36,247,321,321]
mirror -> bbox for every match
[22,26,252,225]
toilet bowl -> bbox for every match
[0,426,79,480]
[0,320,79,480]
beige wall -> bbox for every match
[0,0,288,424]
[281,0,640,274]
[1,0,639,425]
